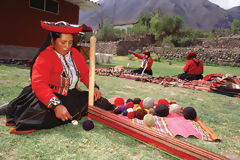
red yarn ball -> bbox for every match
[127,112,135,119]
[157,99,169,108]
[114,97,125,106]
[126,101,134,109]
[135,109,147,120]
[139,100,143,108]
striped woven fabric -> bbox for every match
[109,96,220,142]
[88,105,226,160]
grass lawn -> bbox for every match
[0,56,239,160]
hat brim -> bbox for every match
[41,21,92,33]
[186,52,197,60]
[142,51,153,54]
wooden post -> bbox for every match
[88,36,96,106]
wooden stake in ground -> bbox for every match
[88,36,96,106]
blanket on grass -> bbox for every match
[96,68,240,98]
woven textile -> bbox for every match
[109,96,219,141]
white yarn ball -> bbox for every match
[169,104,181,114]
[142,97,154,109]
[71,120,78,125]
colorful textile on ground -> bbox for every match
[95,67,240,98]
[88,105,227,160]
[108,96,219,141]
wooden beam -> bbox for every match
[88,36,96,106]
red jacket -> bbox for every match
[31,46,89,109]
[183,58,203,75]
[134,53,153,70]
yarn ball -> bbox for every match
[122,110,128,116]
[71,120,78,125]
[145,109,150,114]
[119,104,126,111]
[126,101,134,109]
[127,112,135,119]
[132,106,137,111]
[127,108,134,113]
[139,100,143,108]
[143,114,155,127]
[149,108,155,115]
[183,107,197,120]
[136,106,142,111]
[143,97,154,109]
[170,100,177,104]
[169,104,181,114]
[113,105,125,114]
[114,97,125,106]
[82,120,94,131]
[133,98,141,104]
[157,99,169,108]
[126,98,133,103]
[133,110,137,116]
[155,104,169,117]
[135,109,147,120]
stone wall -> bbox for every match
[143,47,240,64]
[95,39,240,64]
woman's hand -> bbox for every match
[94,88,101,101]
[54,104,72,122]
[128,50,134,54]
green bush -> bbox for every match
[231,19,240,35]
[96,22,120,41]
[127,23,148,39]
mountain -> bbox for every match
[227,6,240,20]
[79,0,240,30]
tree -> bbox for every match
[127,23,148,39]
[173,15,184,33]
[149,13,162,40]
[161,14,174,35]
[231,19,240,34]
[96,21,118,41]
[138,13,151,27]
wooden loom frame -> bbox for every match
[87,36,227,160]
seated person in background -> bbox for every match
[128,50,153,76]
[178,51,204,81]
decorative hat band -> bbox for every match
[142,51,153,54]
[40,21,92,33]
[186,51,197,60]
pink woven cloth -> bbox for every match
[164,113,202,139]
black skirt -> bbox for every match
[178,73,203,81]
[133,67,153,75]
[6,85,88,131]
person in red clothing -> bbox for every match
[178,51,204,81]
[128,50,153,75]
[5,21,114,134]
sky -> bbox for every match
[91,0,240,10]
[208,0,240,9]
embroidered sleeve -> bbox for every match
[32,49,60,107]
[47,97,61,110]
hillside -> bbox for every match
[79,0,240,30]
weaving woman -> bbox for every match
[5,21,106,134]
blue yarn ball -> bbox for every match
[82,120,94,131]
[122,110,128,116]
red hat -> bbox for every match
[142,51,153,55]
[40,21,92,33]
[186,51,197,60]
